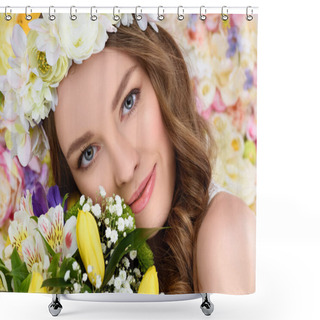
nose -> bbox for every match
[110,130,140,188]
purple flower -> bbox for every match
[244,69,254,90]
[32,182,66,217]
[47,185,63,208]
[226,26,242,58]
[32,182,49,217]
[187,14,198,32]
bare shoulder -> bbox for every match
[195,191,256,294]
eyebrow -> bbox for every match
[112,64,138,111]
[66,65,138,161]
[66,131,94,160]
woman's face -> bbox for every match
[55,48,176,228]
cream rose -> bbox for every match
[57,13,116,64]
[27,29,71,84]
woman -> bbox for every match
[43,20,255,294]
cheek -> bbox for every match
[139,96,168,150]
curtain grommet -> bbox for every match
[25,6,32,21]
[177,6,184,21]
[49,6,56,21]
[70,6,77,21]
[113,6,120,22]
[246,6,254,21]
[135,6,143,21]
[157,6,165,21]
[5,6,12,21]
[221,6,228,21]
[200,6,207,21]
[91,6,98,21]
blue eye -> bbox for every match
[79,145,97,169]
[122,89,140,116]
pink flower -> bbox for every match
[211,89,227,112]
[246,115,257,142]
[0,144,24,227]
[230,14,246,29]
[205,15,220,33]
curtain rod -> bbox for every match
[0,6,259,15]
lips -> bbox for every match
[128,164,156,214]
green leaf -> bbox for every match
[0,91,4,107]
[65,200,81,222]
[10,262,29,282]
[36,229,55,257]
[9,247,29,292]
[58,256,79,280]
[137,241,154,273]
[0,259,13,291]
[62,193,69,211]
[30,216,38,223]
[19,273,32,293]
[13,277,21,292]
[48,252,61,278]
[82,284,92,293]
[102,227,165,287]
[11,247,22,270]
[0,258,9,273]
[41,277,72,289]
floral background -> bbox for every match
[0,13,257,266]
[161,14,257,211]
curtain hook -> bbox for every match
[135,6,143,21]
[49,6,56,21]
[221,6,228,21]
[200,5,207,21]
[5,6,12,21]
[70,6,77,21]
[91,6,98,21]
[157,6,165,21]
[113,6,120,22]
[177,6,184,21]
[246,6,254,21]
[25,6,32,21]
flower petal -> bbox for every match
[32,182,48,217]
[47,185,63,208]
[17,134,32,167]
[11,25,27,59]
[63,216,77,258]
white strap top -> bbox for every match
[208,180,231,204]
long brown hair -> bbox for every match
[43,20,216,294]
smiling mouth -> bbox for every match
[128,164,156,214]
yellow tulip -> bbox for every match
[28,272,47,293]
[76,209,105,288]
[138,266,159,294]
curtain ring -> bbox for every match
[25,6,32,21]
[246,6,254,21]
[221,6,228,21]
[200,5,207,21]
[135,6,142,21]
[91,6,98,21]
[177,6,184,21]
[113,6,120,21]
[5,6,12,21]
[70,6,77,21]
[157,6,165,21]
[49,6,56,21]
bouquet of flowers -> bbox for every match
[0,183,159,294]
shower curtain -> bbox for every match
[0,10,257,295]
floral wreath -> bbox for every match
[0,13,159,167]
